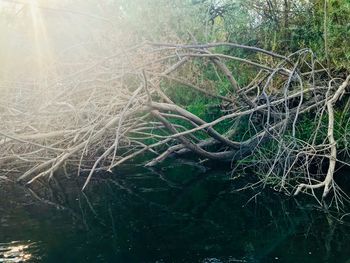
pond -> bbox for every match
[0,161,349,262]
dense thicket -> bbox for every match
[0,0,349,206]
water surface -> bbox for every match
[0,162,349,262]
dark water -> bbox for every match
[0,162,350,263]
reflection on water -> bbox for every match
[0,241,37,262]
[0,162,350,262]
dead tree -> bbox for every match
[0,41,349,207]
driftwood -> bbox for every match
[0,41,349,205]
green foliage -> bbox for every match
[123,0,350,157]
[206,0,350,70]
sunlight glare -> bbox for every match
[27,0,56,98]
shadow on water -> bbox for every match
[0,161,350,262]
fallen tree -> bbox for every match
[0,41,349,206]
